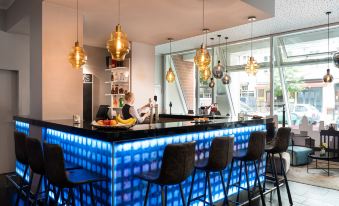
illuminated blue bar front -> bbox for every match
[113,124,267,206]
[44,128,114,206]
[15,121,30,181]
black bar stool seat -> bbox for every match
[188,137,234,206]
[137,141,196,206]
[11,131,30,205]
[230,131,266,206]
[264,127,293,206]
[43,143,107,206]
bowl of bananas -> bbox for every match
[92,115,137,129]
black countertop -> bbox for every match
[14,115,271,143]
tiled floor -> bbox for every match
[2,174,339,206]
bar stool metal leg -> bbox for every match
[144,182,150,206]
[226,159,234,203]
[161,185,166,206]
[44,182,50,206]
[15,165,29,205]
[187,168,196,205]
[279,153,293,205]
[33,175,43,206]
[90,183,96,205]
[179,183,186,206]
[203,173,208,205]
[236,160,243,203]
[79,185,84,206]
[244,161,251,206]
[253,160,266,206]
[271,155,282,206]
[219,171,228,205]
[207,172,213,206]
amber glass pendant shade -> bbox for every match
[195,44,211,71]
[107,24,130,61]
[323,69,333,83]
[201,67,211,81]
[166,67,175,83]
[245,56,259,75]
[69,41,87,69]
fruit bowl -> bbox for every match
[91,116,137,130]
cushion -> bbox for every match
[287,146,313,166]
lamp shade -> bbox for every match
[68,41,87,69]
[212,60,224,79]
[209,78,215,88]
[194,44,211,71]
[323,69,333,83]
[333,51,339,68]
[201,67,211,81]
[107,24,130,61]
[166,67,175,83]
[245,56,259,75]
[222,72,231,84]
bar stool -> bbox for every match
[231,131,266,206]
[265,127,293,206]
[137,142,196,206]
[25,138,81,205]
[43,142,107,205]
[13,131,30,205]
[187,137,234,206]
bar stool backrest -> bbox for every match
[14,131,28,165]
[272,127,291,153]
[207,137,234,171]
[25,138,45,175]
[158,141,196,185]
[246,131,266,161]
[43,143,69,187]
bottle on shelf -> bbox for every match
[119,97,124,108]
[113,97,118,108]
[111,74,114,81]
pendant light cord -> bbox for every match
[76,0,79,42]
[118,0,121,24]
[250,20,253,57]
[225,37,228,71]
[327,12,330,70]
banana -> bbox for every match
[116,115,136,125]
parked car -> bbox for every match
[291,104,320,123]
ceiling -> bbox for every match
[0,0,14,9]
[48,0,273,46]
[156,0,339,54]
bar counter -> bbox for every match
[14,115,271,206]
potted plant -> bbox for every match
[320,143,328,156]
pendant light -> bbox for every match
[201,67,211,81]
[209,78,215,88]
[166,38,176,83]
[222,37,231,84]
[245,16,259,76]
[107,0,130,61]
[68,0,87,69]
[323,12,333,83]
[194,0,211,71]
[212,35,225,79]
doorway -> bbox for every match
[0,70,18,174]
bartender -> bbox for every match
[122,92,150,123]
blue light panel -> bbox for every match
[15,121,30,181]
[113,125,267,206]
[44,128,114,206]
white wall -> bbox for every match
[83,45,110,116]
[0,31,30,116]
[131,42,155,109]
[42,2,83,120]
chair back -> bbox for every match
[43,143,68,187]
[207,137,234,171]
[272,127,291,153]
[158,142,196,185]
[25,138,45,175]
[246,131,266,161]
[14,131,28,165]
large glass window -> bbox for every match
[213,38,271,117]
[273,25,339,128]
